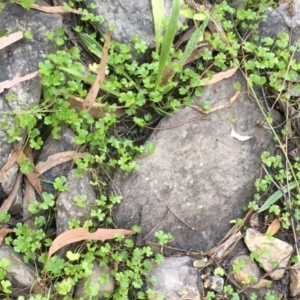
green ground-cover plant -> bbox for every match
[2,0,300,298]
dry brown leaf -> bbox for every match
[0,150,17,182]
[191,91,240,115]
[65,96,124,119]
[201,68,238,86]
[252,279,272,289]
[231,125,252,142]
[183,45,210,65]
[0,71,39,94]
[174,26,196,50]
[234,270,257,286]
[0,228,14,246]
[13,147,43,198]
[0,31,23,50]
[162,45,210,85]
[15,0,82,14]
[266,219,281,236]
[48,228,134,260]
[35,151,90,175]
[0,172,22,213]
[82,32,111,111]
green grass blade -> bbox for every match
[155,0,182,89]
[177,17,209,66]
[258,181,298,212]
[79,33,103,58]
[151,0,165,54]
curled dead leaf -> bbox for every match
[0,228,14,246]
[191,91,240,115]
[231,125,252,142]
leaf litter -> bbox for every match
[47,228,134,260]
[0,31,23,50]
[82,31,111,111]
[0,70,39,94]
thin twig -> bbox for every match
[145,116,210,130]
[167,205,195,230]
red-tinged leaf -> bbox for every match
[0,31,23,50]
[82,31,111,111]
[0,228,14,246]
[48,228,134,260]
[0,71,39,93]
[35,151,90,175]
[201,67,238,86]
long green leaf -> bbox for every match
[155,0,182,88]
[151,0,165,54]
[79,33,103,58]
[258,181,298,212]
[177,17,209,66]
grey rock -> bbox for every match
[56,169,96,236]
[10,186,23,215]
[146,256,203,299]
[244,228,293,280]
[36,126,77,196]
[229,255,266,299]
[0,2,62,197]
[0,244,36,288]
[74,262,114,300]
[82,0,175,49]
[208,276,224,293]
[258,1,300,61]
[112,70,282,253]
[290,264,300,297]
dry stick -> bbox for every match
[145,116,210,130]
[167,206,195,230]
[139,209,169,243]
[205,208,254,257]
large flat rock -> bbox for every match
[112,70,282,253]
[0,2,62,197]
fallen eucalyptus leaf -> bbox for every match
[266,219,281,236]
